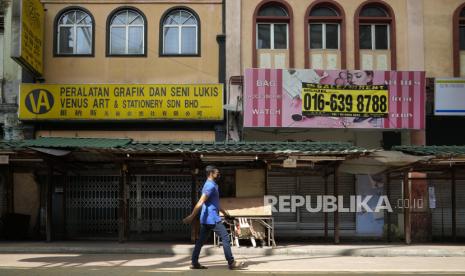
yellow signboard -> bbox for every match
[19,84,224,121]
[302,83,389,117]
[11,0,44,76]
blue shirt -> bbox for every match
[200,179,221,225]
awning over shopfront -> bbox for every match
[20,137,132,149]
[5,138,465,244]
[16,137,372,163]
[6,137,465,173]
[339,145,465,175]
[394,145,465,163]
[386,143,465,171]
[339,150,433,175]
[0,141,22,150]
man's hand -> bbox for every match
[182,214,194,224]
[182,194,208,225]
[221,209,232,219]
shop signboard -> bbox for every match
[244,69,425,129]
[435,78,465,116]
[11,0,44,76]
[19,84,223,121]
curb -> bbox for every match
[0,246,464,257]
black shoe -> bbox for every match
[228,260,245,270]
[190,263,207,269]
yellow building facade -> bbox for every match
[33,0,225,142]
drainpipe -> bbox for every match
[215,0,226,141]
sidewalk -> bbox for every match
[0,241,465,257]
[0,253,465,275]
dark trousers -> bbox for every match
[191,222,234,265]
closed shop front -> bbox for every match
[429,179,465,240]
[65,174,193,240]
[128,175,192,240]
[267,168,355,238]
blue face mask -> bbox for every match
[212,171,221,181]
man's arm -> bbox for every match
[182,194,208,224]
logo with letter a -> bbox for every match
[25,89,54,114]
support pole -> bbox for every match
[6,166,14,213]
[190,161,199,243]
[46,165,53,242]
[334,165,340,244]
[324,175,328,240]
[118,163,128,243]
[404,170,411,245]
[452,167,457,242]
[63,171,68,239]
[387,173,392,242]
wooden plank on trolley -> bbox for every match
[220,197,271,216]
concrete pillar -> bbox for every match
[410,130,426,146]
[406,0,426,146]
[3,113,24,141]
[225,0,242,141]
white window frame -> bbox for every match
[309,23,340,50]
[57,10,93,54]
[256,23,289,50]
[361,23,390,50]
[109,10,145,55]
[162,10,198,55]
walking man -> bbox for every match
[183,165,244,270]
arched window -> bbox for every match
[160,8,200,56]
[355,1,396,70]
[253,0,293,68]
[258,5,288,16]
[55,8,94,56]
[310,8,339,50]
[453,4,465,77]
[256,5,288,50]
[305,0,346,69]
[359,7,389,50]
[360,6,388,17]
[107,7,146,56]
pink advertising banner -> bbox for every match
[244,68,426,129]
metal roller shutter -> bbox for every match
[129,175,192,239]
[324,174,356,233]
[338,173,356,232]
[267,170,355,236]
[456,180,465,238]
[267,174,298,230]
[0,170,5,216]
[387,178,403,238]
[66,175,119,237]
[299,176,325,231]
[431,179,452,238]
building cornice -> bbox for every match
[41,0,221,4]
